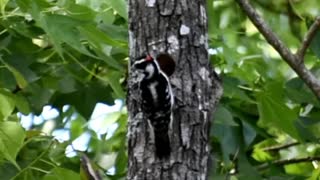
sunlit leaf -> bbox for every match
[103,70,125,99]
[43,167,80,180]
[0,0,9,15]
[0,121,25,169]
[308,167,320,180]
[106,0,128,20]
[0,89,15,120]
[252,148,274,162]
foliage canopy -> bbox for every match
[0,0,319,179]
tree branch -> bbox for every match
[235,0,320,99]
[262,142,300,152]
[257,156,320,170]
[296,16,320,60]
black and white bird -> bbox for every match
[133,53,175,158]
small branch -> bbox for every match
[257,156,320,170]
[296,16,320,60]
[235,0,320,99]
[11,141,55,179]
[262,142,300,152]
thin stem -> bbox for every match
[39,159,58,168]
[29,166,51,174]
[262,142,300,152]
[257,156,320,170]
[66,52,108,82]
[10,141,55,180]
[296,16,320,60]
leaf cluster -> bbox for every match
[209,0,320,179]
[0,0,128,179]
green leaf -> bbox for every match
[40,14,94,57]
[16,0,50,20]
[103,70,125,99]
[65,3,96,21]
[308,167,320,180]
[285,163,314,177]
[14,94,30,115]
[309,22,320,58]
[98,24,128,43]
[24,83,54,114]
[252,148,274,162]
[52,82,114,119]
[0,121,25,169]
[238,154,262,180]
[0,68,16,90]
[96,10,115,25]
[115,148,127,174]
[295,117,317,141]
[252,139,277,162]
[106,0,128,20]
[43,167,80,180]
[214,105,238,126]
[257,82,300,140]
[222,76,253,102]
[285,77,320,107]
[0,89,15,120]
[0,0,9,15]
[70,116,86,140]
[78,25,126,70]
[212,124,241,164]
[79,25,124,56]
[242,121,256,148]
[79,25,126,48]
[1,61,28,89]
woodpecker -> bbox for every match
[133,53,175,158]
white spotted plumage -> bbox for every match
[133,54,174,158]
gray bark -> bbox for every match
[127,0,222,179]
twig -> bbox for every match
[262,142,300,152]
[235,0,320,99]
[296,16,320,59]
[10,141,55,180]
[257,156,320,170]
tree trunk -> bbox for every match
[127,0,222,179]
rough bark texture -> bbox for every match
[127,0,222,179]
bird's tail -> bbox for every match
[154,131,171,159]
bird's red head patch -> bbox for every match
[146,55,153,61]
